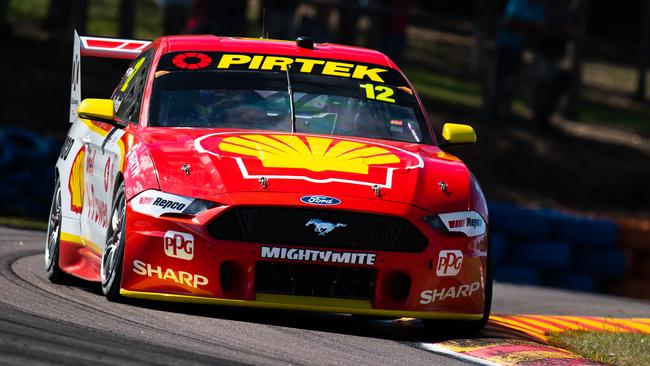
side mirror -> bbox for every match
[77,98,115,123]
[441,123,477,145]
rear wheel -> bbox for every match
[101,181,126,301]
[45,178,69,284]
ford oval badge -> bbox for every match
[300,195,341,205]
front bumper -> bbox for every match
[121,192,488,320]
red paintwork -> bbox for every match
[65,35,489,316]
[59,240,102,281]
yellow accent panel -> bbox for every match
[441,123,476,145]
[119,290,483,320]
[81,119,108,136]
[218,134,400,174]
[120,57,146,92]
[60,232,83,244]
[60,232,102,254]
[255,294,371,309]
[78,99,115,121]
[69,148,85,213]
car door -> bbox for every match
[80,51,153,251]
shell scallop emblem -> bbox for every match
[68,147,85,213]
[196,132,423,187]
[218,134,400,174]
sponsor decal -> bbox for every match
[159,52,410,85]
[300,195,341,206]
[261,246,376,265]
[85,147,96,174]
[131,191,194,217]
[213,54,388,82]
[68,147,85,214]
[438,211,486,237]
[306,218,346,236]
[132,260,208,288]
[59,136,74,160]
[419,282,481,304]
[120,56,146,92]
[172,52,212,69]
[164,231,194,260]
[126,143,141,178]
[152,197,186,210]
[85,183,108,228]
[195,132,423,188]
[139,196,154,205]
[436,250,463,277]
[103,157,112,192]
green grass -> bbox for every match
[404,67,483,108]
[8,0,163,39]
[579,95,650,136]
[548,331,650,366]
[7,0,49,23]
[0,217,48,231]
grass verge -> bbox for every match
[548,331,650,366]
[0,217,48,231]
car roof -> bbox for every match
[156,35,398,69]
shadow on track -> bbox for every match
[74,280,482,344]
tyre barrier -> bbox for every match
[0,128,60,218]
[493,265,542,285]
[545,272,596,292]
[510,240,572,270]
[489,202,649,298]
[489,233,508,264]
[551,213,618,248]
[488,202,551,240]
[574,248,627,278]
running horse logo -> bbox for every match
[306,219,347,236]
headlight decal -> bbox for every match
[131,190,216,217]
[437,211,486,237]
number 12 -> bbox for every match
[360,84,395,103]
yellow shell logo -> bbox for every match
[218,134,400,174]
[68,148,85,213]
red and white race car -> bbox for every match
[46,32,491,329]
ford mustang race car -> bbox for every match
[46,32,491,330]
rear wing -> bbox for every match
[69,31,151,123]
[80,35,151,60]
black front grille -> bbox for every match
[207,207,428,252]
[255,262,376,299]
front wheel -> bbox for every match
[45,178,69,284]
[101,181,126,301]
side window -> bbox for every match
[112,50,153,123]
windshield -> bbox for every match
[149,52,431,144]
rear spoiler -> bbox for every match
[69,31,151,123]
[80,35,151,60]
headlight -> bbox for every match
[423,210,486,237]
[181,198,219,216]
[131,190,219,217]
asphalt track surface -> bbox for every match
[1,227,649,365]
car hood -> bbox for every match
[139,128,471,213]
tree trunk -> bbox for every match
[118,0,135,38]
[635,0,650,100]
[563,0,589,120]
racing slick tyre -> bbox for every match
[422,251,492,335]
[101,180,126,301]
[45,178,70,284]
